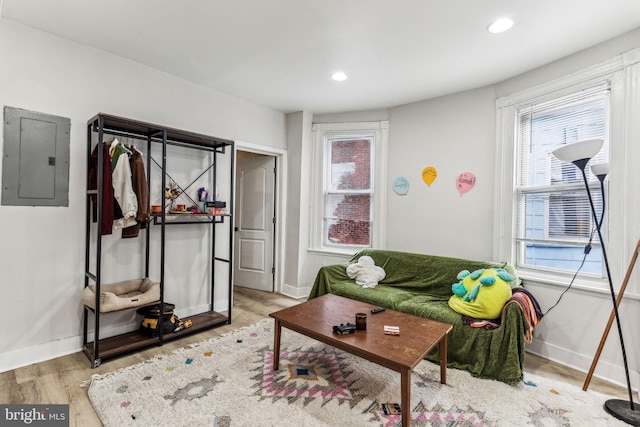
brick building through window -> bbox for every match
[325,138,372,246]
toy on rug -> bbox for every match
[448,268,514,320]
[346,256,386,288]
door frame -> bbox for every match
[234,141,287,294]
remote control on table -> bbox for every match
[371,307,386,313]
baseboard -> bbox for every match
[280,283,310,300]
[0,301,232,374]
[0,319,147,372]
[0,336,81,373]
[526,340,640,391]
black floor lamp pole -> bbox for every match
[579,166,640,425]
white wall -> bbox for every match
[386,87,496,259]
[282,111,313,298]
[0,19,285,372]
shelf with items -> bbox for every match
[150,212,232,225]
[150,153,230,218]
[84,113,235,368]
[83,311,229,362]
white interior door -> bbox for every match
[234,153,276,291]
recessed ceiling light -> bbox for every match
[331,71,348,81]
[487,17,514,34]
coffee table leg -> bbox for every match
[439,334,448,384]
[401,367,410,427]
[273,319,281,370]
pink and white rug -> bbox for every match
[86,319,625,426]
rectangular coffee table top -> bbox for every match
[269,293,452,372]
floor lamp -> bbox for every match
[552,139,640,425]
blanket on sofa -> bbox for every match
[308,249,529,384]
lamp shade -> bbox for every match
[591,162,610,180]
[552,139,604,163]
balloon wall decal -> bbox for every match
[456,172,476,196]
[421,166,438,187]
[393,176,409,195]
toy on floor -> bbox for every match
[346,255,386,288]
[448,268,514,320]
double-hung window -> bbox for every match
[324,136,373,246]
[311,122,388,254]
[515,85,610,275]
[496,48,640,292]
[492,48,640,391]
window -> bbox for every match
[311,122,388,254]
[324,137,372,246]
[495,48,640,293]
[515,85,610,275]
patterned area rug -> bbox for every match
[87,319,625,426]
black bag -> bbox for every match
[137,303,179,337]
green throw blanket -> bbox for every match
[308,248,528,384]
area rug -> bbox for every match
[86,319,625,426]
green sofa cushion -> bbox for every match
[308,248,527,384]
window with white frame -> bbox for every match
[324,136,373,246]
[495,48,640,293]
[515,85,610,275]
[311,122,388,254]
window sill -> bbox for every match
[307,247,361,258]
[517,268,640,300]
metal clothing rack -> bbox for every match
[83,113,234,368]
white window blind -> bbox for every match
[515,83,610,275]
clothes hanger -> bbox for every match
[119,137,132,155]
[128,137,143,156]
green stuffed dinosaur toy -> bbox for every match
[448,268,514,320]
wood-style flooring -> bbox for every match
[0,287,628,426]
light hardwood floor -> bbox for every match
[0,287,629,426]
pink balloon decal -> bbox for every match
[456,172,476,196]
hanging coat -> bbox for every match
[123,148,150,238]
[110,140,138,230]
[88,142,114,235]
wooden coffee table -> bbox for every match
[269,293,453,427]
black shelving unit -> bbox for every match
[83,113,234,368]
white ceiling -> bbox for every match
[3,0,640,114]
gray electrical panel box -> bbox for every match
[2,106,70,206]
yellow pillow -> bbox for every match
[448,268,513,320]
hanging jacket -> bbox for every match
[88,142,114,235]
[123,147,150,238]
[110,139,138,230]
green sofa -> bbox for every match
[308,248,529,383]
